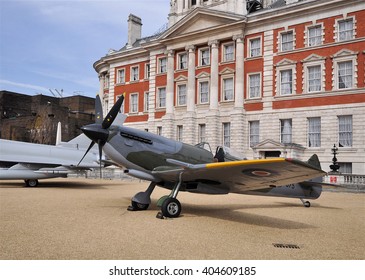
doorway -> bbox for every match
[264,151,281,158]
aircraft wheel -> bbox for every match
[25,179,38,187]
[161,197,181,218]
[304,201,311,208]
[131,201,149,211]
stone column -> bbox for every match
[166,49,175,115]
[231,34,245,154]
[162,49,175,139]
[234,34,244,108]
[186,45,196,112]
[209,39,219,111]
[184,45,197,144]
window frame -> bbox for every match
[144,92,149,112]
[247,72,261,99]
[198,124,206,143]
[307,65,322,93]
[279,30,295,52]
[222,122,231,148]
[308,117,321,148]
[158,57,167,74]
[222,42,235,62]
[336,17,355,42]
[176,83,187,106]
[130,66,139,82]
[332,50,357,90]
[176,125,183,142]
[337,60,354,90]
[199,47,210,67]
[129,93,139,113]
[249,37,261,58]
[338,115,353,148]
[145,63,150,79]
[177,52,188,70]
[103,74,109,89]
[306,24,323,47]
[157,87,166,108]
[198,80,210,104]
[249,121,260,148]
[279,69,293,95]
[222,76,234,102]
[117,68,126,84]
[280,119,292,144]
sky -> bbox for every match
[0,0,170,98]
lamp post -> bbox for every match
[329,144,340,173]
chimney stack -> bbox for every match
[127,14,142,48]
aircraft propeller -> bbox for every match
[77,94,125,177]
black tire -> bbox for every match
[304,201,311,208]
[25,179,38,187]
[131,201,149,211]
[161,197,181,218]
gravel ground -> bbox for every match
[0,178,364,260]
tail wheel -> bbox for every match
[161,197,181,218]
[304,201,311,208]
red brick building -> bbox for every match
[94,0,365,174]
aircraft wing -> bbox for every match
[152,158,326,193]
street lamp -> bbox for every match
[329,144,340,173]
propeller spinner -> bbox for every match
[78,94,125,176]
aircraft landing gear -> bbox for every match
[156,173,183,219]
[24,179,38,187]
[128,182,156,211]
[300,198,311,208]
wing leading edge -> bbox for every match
[153,157,326,193]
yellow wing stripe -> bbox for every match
[206,158,286,169]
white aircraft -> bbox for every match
[0,123,101,187]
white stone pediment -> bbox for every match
[161,8,244,40]
[174,74,187,82]
[331,49,358,58]
[196,71,210,79]
[219,67,235,75]
[254,139,284,149]
[275,58,296,67]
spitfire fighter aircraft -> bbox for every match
[80,95,326,219]
[0,126,101,187]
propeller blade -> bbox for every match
[77,141,95,166]
[102,94,125,129]
[98,140,103,179]
[95,95,103,124]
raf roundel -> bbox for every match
[251,170,272,177]
[242,168,275,177]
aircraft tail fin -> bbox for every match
[307,154,321,170]
[56,122,62,146]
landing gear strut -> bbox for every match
[128,182,156,211]
[156,172,183,219]
[300,198,311,208]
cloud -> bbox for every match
[0,79,50,93]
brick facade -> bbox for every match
[0,91,95,144]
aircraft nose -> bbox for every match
[81,124,109,143]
